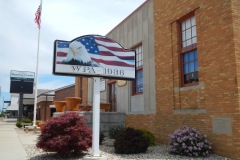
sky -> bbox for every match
[0,0,146,110]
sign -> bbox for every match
[100,79,105,92]
[53,35,136,80]
[10,81,34,93]
[10,70,34,94]
[10,70,35,81]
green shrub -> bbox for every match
[16,122,22,128]
[0,113,5,117]
[100,131,105,145]
[138,129,156,146]
[22,117,32,123]
[109,124,125,139]
[114,127,149,154]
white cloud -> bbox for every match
[0,0,146,96]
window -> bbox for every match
[180,15,198,86]
[133,44,143,95]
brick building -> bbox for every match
[75,0,240,159]
[36,84,75,121]
[36,90,55,121]
[54,84,75,101]
[126,0,240,159]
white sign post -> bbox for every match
[92,77,100,156]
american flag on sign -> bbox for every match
[55,35,135,70]
[34,2,42,29]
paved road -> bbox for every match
[0,118,38,160]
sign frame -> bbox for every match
[52,35,136,80]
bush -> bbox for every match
[36,112,92,156]
[169,126,212,157]
[100,131,105,145]
[114,127,149,154]
[138,129,156,146]
[22,117,32,123]
[16,121,22,128]
[109,124,125,139]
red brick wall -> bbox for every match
[126,0,240,159]
[54,85,75,101]
[37,101,53,121]
[233,0,240,106]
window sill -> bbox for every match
[174,82,205,92]
[183,82,199,87]
[173,109,206,114]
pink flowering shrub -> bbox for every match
[169,126,212,157]
[36,112,92,156]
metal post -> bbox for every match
[92,77,100,156]
[18,93,23,122]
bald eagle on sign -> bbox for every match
[62,41,100,67]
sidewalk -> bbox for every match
[0,118,38,160]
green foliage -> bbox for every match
[0,113,5,117]
[16,122,22,128]
[109,124,125,139]
[138,129,156,146]
[114,127,149,154]
[100,131,105,145]
[22,117,32,123]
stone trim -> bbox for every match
[173,109,206,114]
[128,110,156,115]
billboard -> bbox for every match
[53,35,136,80]
[10,81,34,94]
[10,70,34,94]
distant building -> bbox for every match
[23,89,52,121]
[54,84,75,101]
[5,94,19,118]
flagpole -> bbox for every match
[33,29,40,127]
[33,0,43,127]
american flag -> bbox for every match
[34,2,42,29]
[55,35,135,70]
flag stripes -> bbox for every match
[34,2,42,29]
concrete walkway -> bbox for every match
[0,118,38,160]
